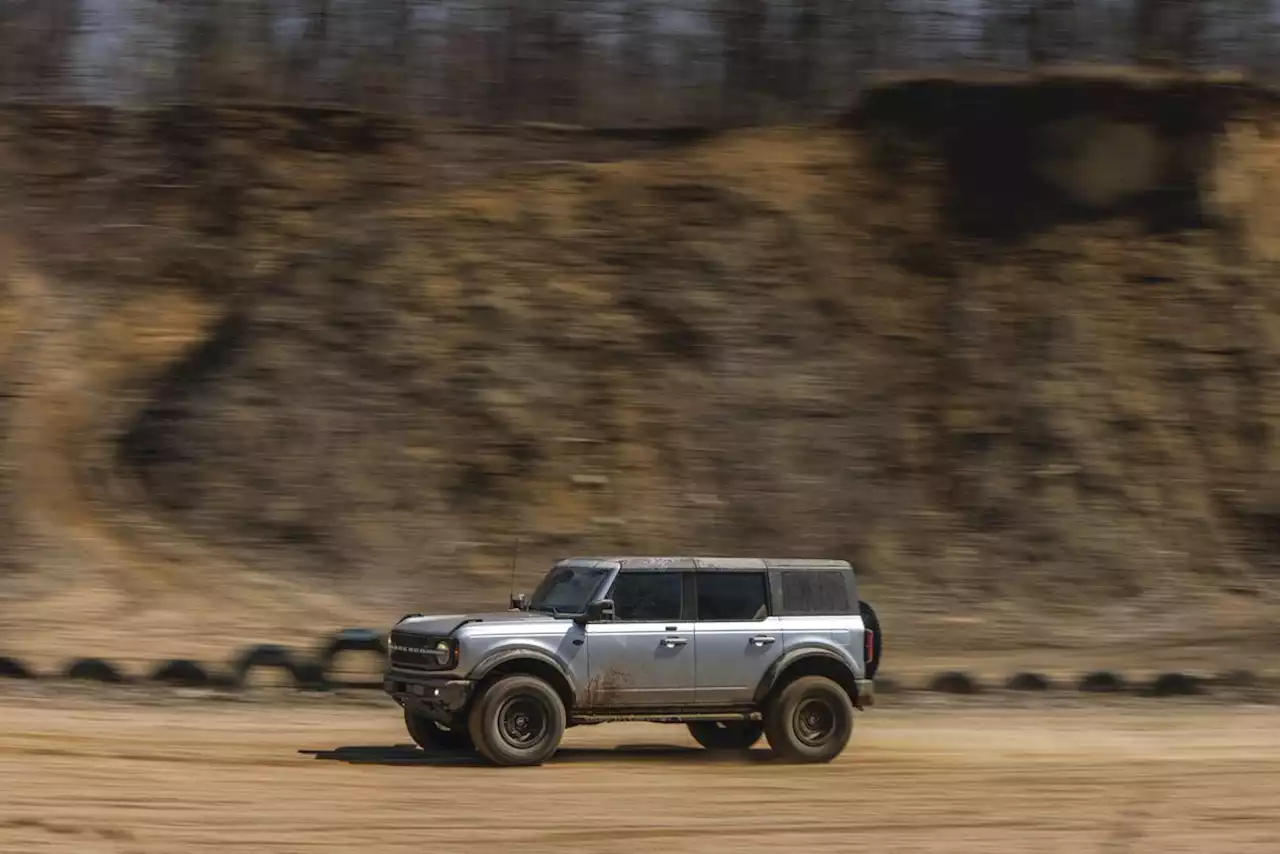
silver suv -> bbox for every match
[382,556,880,766]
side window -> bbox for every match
[608,572,682,622]
[779,570,850,614]
[696,572,769,621]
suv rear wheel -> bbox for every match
[686,720,764,751]
[763,675,854,763]
[403,708,473,752]
[468,674,566,767]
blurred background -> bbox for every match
[0,0,1278,679]
[1,1,1278,119]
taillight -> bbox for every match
[864,629,875,663]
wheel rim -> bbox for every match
[793,697,837,747]
[497,695,550,750]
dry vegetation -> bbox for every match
[1,72,1279,667]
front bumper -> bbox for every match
[383,671,475,723]
[855,679,875,709]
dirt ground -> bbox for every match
[1,692,1276,854]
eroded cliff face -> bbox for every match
[1,73,1278,658]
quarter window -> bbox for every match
[608,571,682,622]
[696,572,769,621]
[779,570,850,614]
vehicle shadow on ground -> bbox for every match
[299,744,773,767]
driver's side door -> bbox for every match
[583,570,696,709]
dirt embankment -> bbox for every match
[1,71,1279,665]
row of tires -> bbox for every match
[0,629,391,690]
[0,647,1266,701]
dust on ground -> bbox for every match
[0,692,1276,854]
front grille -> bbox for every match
[388,630,454,671]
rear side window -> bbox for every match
[609,571,682,622]
[779,570,850,614]
[696,572,769,621]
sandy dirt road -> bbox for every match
[1,693,1277,854]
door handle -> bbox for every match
[661,637,688,648]
[750,635,776,646]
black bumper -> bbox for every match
[383,671,475,722]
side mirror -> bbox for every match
[585,599,615,622]
[510,593,528,611]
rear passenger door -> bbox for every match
[692,570,784,705]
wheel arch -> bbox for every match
[470,649,576,713]
[755,648,861,706]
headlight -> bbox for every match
[435,638,457,665]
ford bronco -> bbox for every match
[383,556,880,766]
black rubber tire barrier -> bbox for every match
[1215,669,1258,689]
[63,658,127,684]
[1078,671,1127,693]
[0,656,35,679]
[316,628,387,689]
[873,675,900,694]
[293,660,332,692]
[1145,672,1204,697]
[1006,672,1053,692]
[927,671,982,695]
[149,659,211,688]
[229,644,301,689]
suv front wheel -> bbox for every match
[403,708,473,752]
[468,674,567,767]
[763,675,854,763]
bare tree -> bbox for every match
[721,0,769,125]
[0,0,82,100]
[1133,0,1204,67]
[791,0,822,113]
[620,0,656,121]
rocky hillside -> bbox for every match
[2,70,1279,664]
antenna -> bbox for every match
[508,537,523,610]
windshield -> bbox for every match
[528,564,613,615]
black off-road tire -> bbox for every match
[763,675,855,763]
[467,674,566,767]
[404,708,474,752]
[686,720,765,751]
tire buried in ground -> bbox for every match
[1215,669,1258,689]
[1078,671,1127,693]
[64,658,127,684]
[148,659,211,688]
[1145,672,1204,697]
[293,660,332,692]
[316,628,387,689]
[1006,672,1052,692]
[0,656,35,680]
[872,675,900,694]
[927,671,981,695]
[230,644,301,690]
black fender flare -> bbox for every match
[753,646,860,705]
[469,647,578,705]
